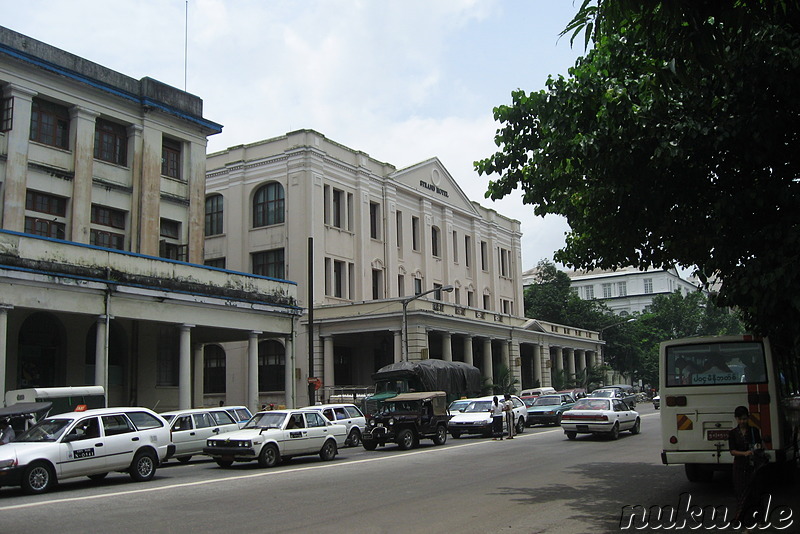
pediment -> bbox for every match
[389,158,480,216]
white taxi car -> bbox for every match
[561,397,641,440]
[0,407,174,494]
[203,409,347,468]
[300,403,366,447]
[160,407,241,462]
[447,395,527,438]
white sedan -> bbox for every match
[560,397,641,440]
[447,395,527,438]
[203,409,347,468]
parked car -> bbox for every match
[653,395,660,410]
[362,392,450,450]
[519,387,557,398]
[561,397,641,440]
[301,403,366,447]
[160,407,241,462]
[447,398,473,414]
[221,405,253,428]
[447,395,527,438]
[0,407,174,494]
[525,393,576,426]
[558,388,587,400]
[204,409,347,468]
[589,387,637,408]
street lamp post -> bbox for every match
[402,285,454,362]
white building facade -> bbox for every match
[0,27,300,411]
[206,130,605,405]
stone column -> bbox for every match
[442,332,452,362]
[193,343,204,408]
[501,340,510,370]
[532,344,542,386]
[323,336,335,395]
[0,305,12,402]
[284,335,294,409]
[94,316,107,391]
[566,347,576,382]
[178,324,194,410]
[1,85,36,231]
[69,106,99,244]
[483,338,493,385]
[138,125,163,256]
[248,331,261,413]
[554,346,564,374]
[577,349,587,378]
[463,335,474,366]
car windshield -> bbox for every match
[244,412,287,429]
[16,418,72,442]
[464,401,492,413]
[449,401,470,412]
[591,390,614,398]
[573,399,610,411]
[533,396,561,406]
[522,398,537,407]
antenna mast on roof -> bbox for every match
[184,0,189,91]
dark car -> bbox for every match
[526,393,576,426]
[362,391,450,450]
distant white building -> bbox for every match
[564,267,701,315]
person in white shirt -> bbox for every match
[503,394,515,439]
[489,396,505,440]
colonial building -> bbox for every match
[0,26,300,410]
[205,130,604,405]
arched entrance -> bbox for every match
[17,312,66,388]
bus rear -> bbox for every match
[659,335,791,481]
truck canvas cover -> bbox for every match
[372,359,482,396]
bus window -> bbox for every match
[665,342,766,387]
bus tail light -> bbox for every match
[666,396,687,407]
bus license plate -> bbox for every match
[707,430,729,441]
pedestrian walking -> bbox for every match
[503,393,515,439]
[729,405,766,531]
[489,396,504,440]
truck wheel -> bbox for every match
[258,444,280,468]
[362,439,378,451]
[433,425,447,445]
[396,428,416,450]
[21,462,55,494]
[450,430,461,439]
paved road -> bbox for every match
[0,405,797,533]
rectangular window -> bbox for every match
[431,227,440,257]
[617,281,627,297]
[94,118,128,165]
[501,299,513,315]
[25,217,65,239]
[414,278,423,295]
[467,291,475,307]
[331,188,343,228]
[348,262,355,300]
[91,205,126,229]
[465,236,471,267]
[480,241,488,271]
[161,138,182,179]
[396,211,403,249]
[370,202,380,240]
[30,98,69,149]
[204,257,226,269]
[160,218,181,239]
[398,274,405,297]
[499,247,511,277]
[644,278,654,294]
[346,193,354,231]
[483,294,491,311]
[452,231,458,262]
[602,283,613,298]
[433,283,443,300]
[1,96,13,132]
[159,242,187,261]
[372,269,383,299]
[157,326,178,386]
[205,195,224,236]
[584,285,595,299]
[252,249,285,279]
[454,288,460,305]
[90,229,125,250]
[26,190,67,216]
[412,217,420,251]
[333,260,345,298]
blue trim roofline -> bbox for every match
[0,229,297,286]
[0,42,223,134]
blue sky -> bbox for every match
[3,0,587,269]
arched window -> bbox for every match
[204,345,226,394]
[258,340,285,392]
[431,226,441,257]
[205,195,223,236]
[253,182,285,228]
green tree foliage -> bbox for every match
[524,259,609,328]
[475,0,800,354]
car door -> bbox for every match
[208,409,239,437]
[100,413,139,471]
[58,416,106,478]
[191,412,220,452]
[282,412,311,455]
[170,414,197,457]
[304,412,333,451]
[612,400,636,429]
